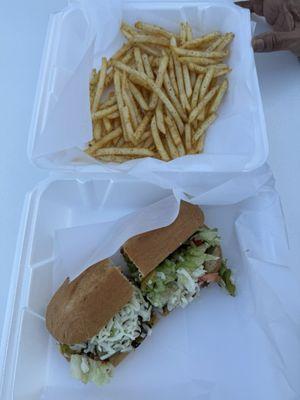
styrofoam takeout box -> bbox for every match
[28,0,268,179]
[1,176,300,400]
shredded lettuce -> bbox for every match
[140,226,222,312]
[70,287,152,361]
[70,354,113,386]
[219,260,236,296]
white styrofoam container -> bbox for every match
[1,176,300,400]
[28,0,268,175]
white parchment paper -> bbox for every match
[30,0,268,188]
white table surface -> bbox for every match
[0,1,299,340]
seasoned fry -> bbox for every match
[165,132,179,159]
[87,22,233,162]
[181,32,221,49]
[174,47,228,59]
[134,47,145,74]
[89,127,122,151]
[128,81,149,111]
[135,21,175,39]
[130,35,170,47]
[122,106,135,143]
[114,61,184,134]
[134,111,153,142]
[149,54,169,109]
[92,104,119,120]
[165,113,185,157]
[155,100,166,134]
[103,117,112,132]
[92,57,107,112]
[108,42,132,67]
[183,64,192,98]
[95,147,155,157]
[184,123,192,152]
[194,113,217,141]
[93,120,103,140]
[142,53,155,79]
[150,116,170,161]
[163,72,188,122]
[216,32,234,51]
[179,56,217,66]
[173,54,190,111]
[168,54,179,96]
[200,67,215,98]
[106,111,120,120]
[180,22,187,45]
[191,74,203,110]
[137,44,162,57]
[210,79,228,114]
[189,85,219,123]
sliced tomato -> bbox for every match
[193,238,204,246]
[199,273,221,283]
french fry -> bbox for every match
[181,32,221,49]
[174,47,228,59]
[173,54,190,111]
[135,21,175,39]
[194,113,217,141]
[149,54,169,109]
[190,70,196,89]
[134,111,153,142]
[96,155,132,163]
[141,135,155,149]
[142,53,155,79]
[92,104,119,120]
[106,111,120,120]
[93,120,103,140]
[184,123,192,152]
[163,73,187,122]
[191,74,203,110]
[137,44,162,57]
[92,57,107,112]
[122,105,135,143]
[180,22,187,45]
[121,21,138,38]
[128,81,149,111]
[214,67,232,78]
[196,133,206,152]
[98,95,116,109]
[165,132,179,159]
[103,117,112,132]
[183,63,192,98]
[179,56,217,66]
[95,147,155,157]
[89,127,122,151]
[186,22,193,41]
[117,137,125,147]
[108,42,132,67]
[216,32,234,51]
[114,70,128,141]
[165,113,186,157]
[168,54,179,96]
[155,100,166,134]
[130,35,170,47]
[134,46,145,74]
[200,67,215,98]
[150,116,170,161]
[188,62,209,74]
[189,85,219,123]
[209,79,228,113]
[206,35,225,52]
[114,61,184,134]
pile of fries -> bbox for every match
[86,21,234,163]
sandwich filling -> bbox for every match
[60,287,152,386]
[126,226,235,312]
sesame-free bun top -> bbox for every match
[46,260,133,345]
[123,201,204,278]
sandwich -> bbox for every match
[46,260,154,386]
[122,201,235,314]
